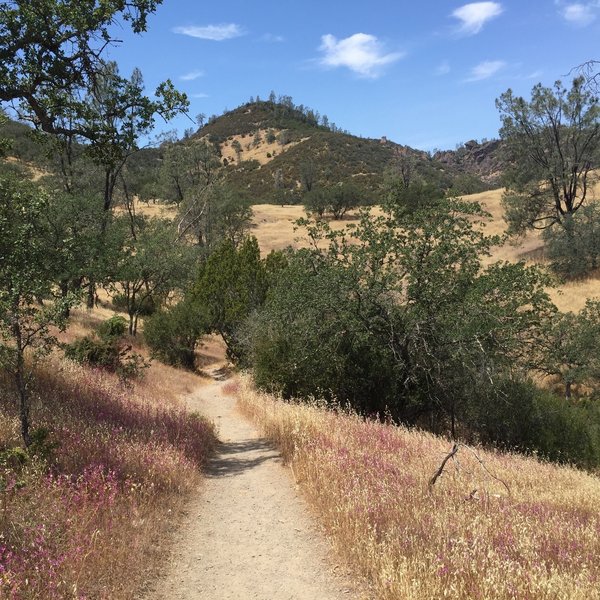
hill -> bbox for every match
[194,100,498,203]
[2,101,506,205]
[434,138,504,186]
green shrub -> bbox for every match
[97,314,128,339]
[112,293,156,316]
[543,204,600,279]
[471,377,600,469]
[64,316,148,379]
[64,335,117,369]
[144,300,207,369]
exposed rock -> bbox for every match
[433,139,504,185]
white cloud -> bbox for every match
[172,23,244,41]
[465,59,506,81]
[180,70,204,81]
[190,93,209,99]
[318,33,404,78]
[452,2,504,35]
[260,33,285,43]
[560,2,598,26]
[435,60,451,75]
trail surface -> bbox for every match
[147,373,358,600]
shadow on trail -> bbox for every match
[206,438,281,478]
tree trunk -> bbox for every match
[17,365,31,448]
[565,380,572,400]
[12,321,31,447]
[60,280,71,318]
[87,282,96,309]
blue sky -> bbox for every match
[106,0,600,151]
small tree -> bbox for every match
[231,139,242,162]
[193,237,268,361]
[496,78,600,233]
[110,218,196,335]
[0,176,76,447]
[543,203,600,278]
[144,298,208,369]
[532,300,600,399]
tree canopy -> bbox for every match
[497,78,600,232]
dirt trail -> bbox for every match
[146,372,359,600]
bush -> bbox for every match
[471,377,600,469]
[543,203,600,278]
[64,316,148,379]
[144,300,207,369]
[64,335,120,370]
[97,314,127,339]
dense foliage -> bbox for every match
[245,200,556,438]
[498,77,600,233]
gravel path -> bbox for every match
[146,375,359,600]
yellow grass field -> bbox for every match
[133,181,600,313]
[249,187,600,312]
[237,376,600,600]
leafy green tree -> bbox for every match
[300,159,317,192]
[248,199,554,436]
[533,300,600,399]
[144,298,208,369]
[161,140,221,206]
[177,183,253,250]
[193,237,268,360]
[109,217,196,335]
[328,181,363,218]
[42,192,115,313]
[0,176,76,446]
[543,203,600,278]
[0,1,175,141]
[303,187,329,218]
[496,78,600,233]
[231,139,242,162]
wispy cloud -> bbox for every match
[465,59,506,81]
[180,70,204,81]
[435,60,451,76]
[172,23,244,41]
[558,2,599,26]
[190,93,209,99]
[452,2,504,35]
[260,33,285,43]
[318,33,404,78]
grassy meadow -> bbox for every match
[247,183,600,312]
[236,376,600,600]
[0,309,217,599]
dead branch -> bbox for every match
[428,443,511,496]
[428,443,459,490]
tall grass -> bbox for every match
[0,360,217,599]
[237,376,600,600]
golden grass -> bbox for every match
[236,376,600,600]
[218,129,308,166]
[132,177,600,311]
[250,190,600,312]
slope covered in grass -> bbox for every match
[237,376,600,600]
[0,359,216,599]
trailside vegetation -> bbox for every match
[497,78,600,233]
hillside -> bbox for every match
[434,138,504,185]
[1,102,505,205]
[194,100,498,203]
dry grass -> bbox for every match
[218,129,307,166]
[0,300,218,598]
[237,376,600,600]
[249,189,600,312]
